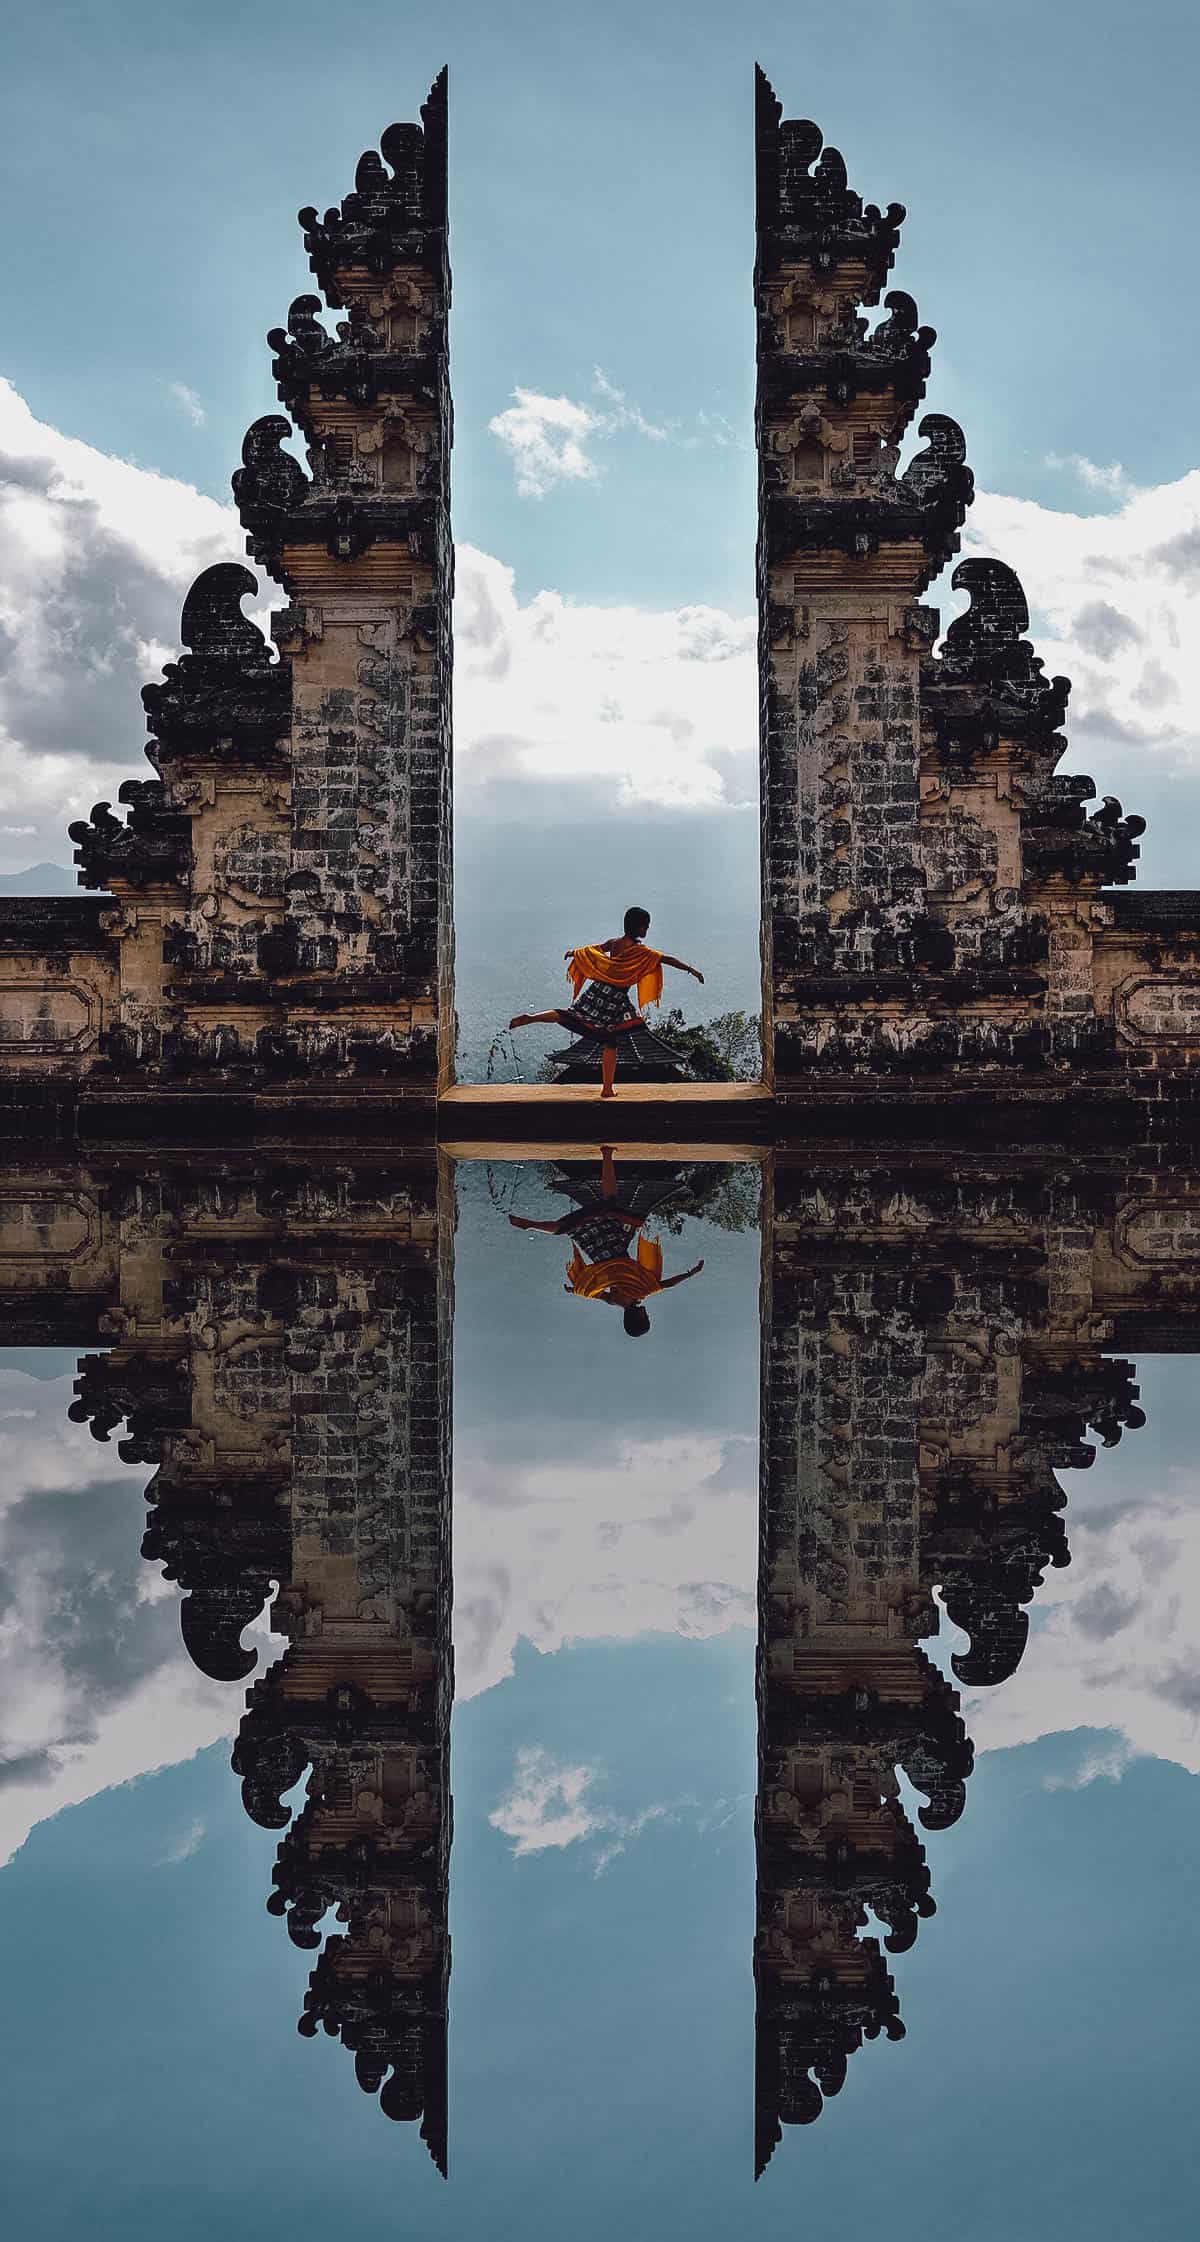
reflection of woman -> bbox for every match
[508,905,704,1099]
[510,1146,704,1337]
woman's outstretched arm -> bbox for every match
[659,955,705,982]
[658,1259,705,1289]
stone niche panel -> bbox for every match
[0,977,100,1055]
[212,822,290,905]
[213,1337,288,1421]
[1115,1198,1200,1267]
[918,802,1001,906]
[1115,975,1200,1045]
[0,1190,97,1262]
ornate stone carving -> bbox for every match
[232,418,312,575]
[69,784,191,891]
[299,72,449,302]
[755,69,905,297]
[1024,783,1146,887]
[142,563,291,765]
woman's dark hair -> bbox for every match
[623,1304,651,1338]
[623,906,651,938]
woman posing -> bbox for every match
[509,906,704,1099]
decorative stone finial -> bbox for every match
[142,561,290,762]
[923,554,1073,770]
[300,68,449,301]
[940,557,1069,722]
[755,66,905,298]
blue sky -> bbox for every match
[5,0,1199,604]
[3,1670,1198,2238]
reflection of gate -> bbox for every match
[5,1143,1199,2166]
[1,1148,453,2167]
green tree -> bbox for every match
[655,1008,762,1082]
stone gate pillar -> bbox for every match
[33,77,457,1109]
[754,71,972,1093]
[235,73,454,1093]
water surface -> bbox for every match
[0,1148,1195,2239]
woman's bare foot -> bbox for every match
[600,1088,617,1100]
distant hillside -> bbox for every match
[0,864,81,896]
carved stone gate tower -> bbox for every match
[754,67,1200,1109]
[0,75,454,1111]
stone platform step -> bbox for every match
[437,1080,773,1147]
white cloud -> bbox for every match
[693,407,747,452]
[488,367,673,501]
[1043,452,1135,502]
[488,389,607,499]
[590,1800,677,1873]
[167,381,206,428]
[1043,1737,1139,1791]
[489,370,730,497]
[454,542,756,815]
[1,376,1199,874]
[158,1814,207,1864]
[964,466,1200,790]
[457,457,1200,842]
[958,1461,1200,1777]
[590,367,670,443]
[0,379,757,867]
[0,1362,281,1866]
[489,1746,602,1855]
[489,1744,681,1873]
[453,1427,758,1700]
[0,375,248,869]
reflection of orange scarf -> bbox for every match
[567,943,664,1010]
[567,1235,664,1304]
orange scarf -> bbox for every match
[567,942,664,1011]
[567,1235,664,1305]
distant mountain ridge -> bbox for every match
[0,864,78,896]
